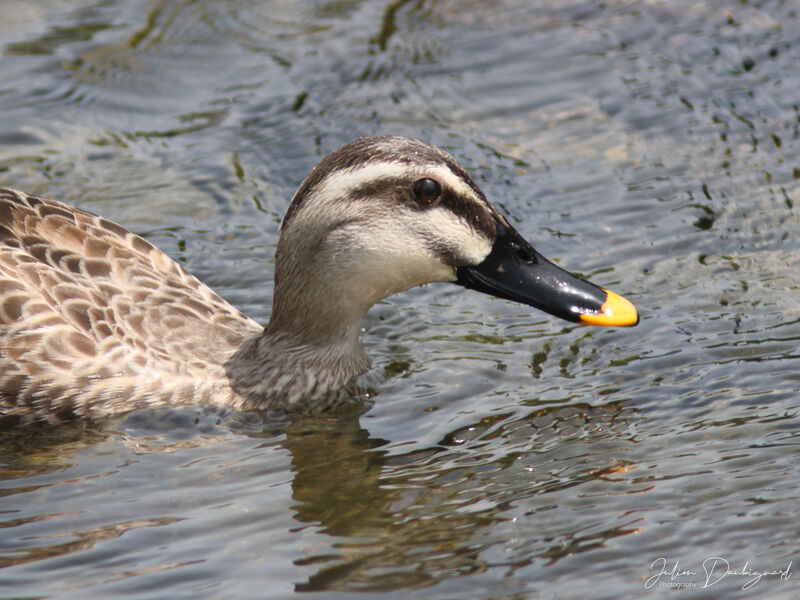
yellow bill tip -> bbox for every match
[578,288,639,327]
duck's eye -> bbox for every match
[412,178,441,205]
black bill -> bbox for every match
[455,217,638,326]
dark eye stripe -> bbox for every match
[284,137,486,227]
[298,172,498,243]
[283,137,499,241]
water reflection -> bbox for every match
[0,385,647,593]
[2,0,800,596]
[0,420,106,479]
[0,514,183,570]
[281,399,643,592]
[0,399,643,592]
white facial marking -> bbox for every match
[415,205,493,264]
[292,160,480,218]
[282,152,496,310]
[295,159,494,267]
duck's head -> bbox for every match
[269,136,637,343]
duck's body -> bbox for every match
[0,137,637,423]
[0,188,258,419]
[0,188,369,419]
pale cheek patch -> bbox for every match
[309,198,493,269]
[341,206,493,269]
[420,206,493,266]
[324,206,493,306]
[344,252,453,306]
[287,155,495,302]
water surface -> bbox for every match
[1,1,800,598]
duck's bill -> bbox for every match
[455,218,638,327]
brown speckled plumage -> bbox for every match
[0,137,499,423]
[0,187,263,421]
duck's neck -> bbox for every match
[222,281,372,411]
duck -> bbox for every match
[0,136,637,423]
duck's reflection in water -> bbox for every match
[0,397,642,593]
[282,399,642,593]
